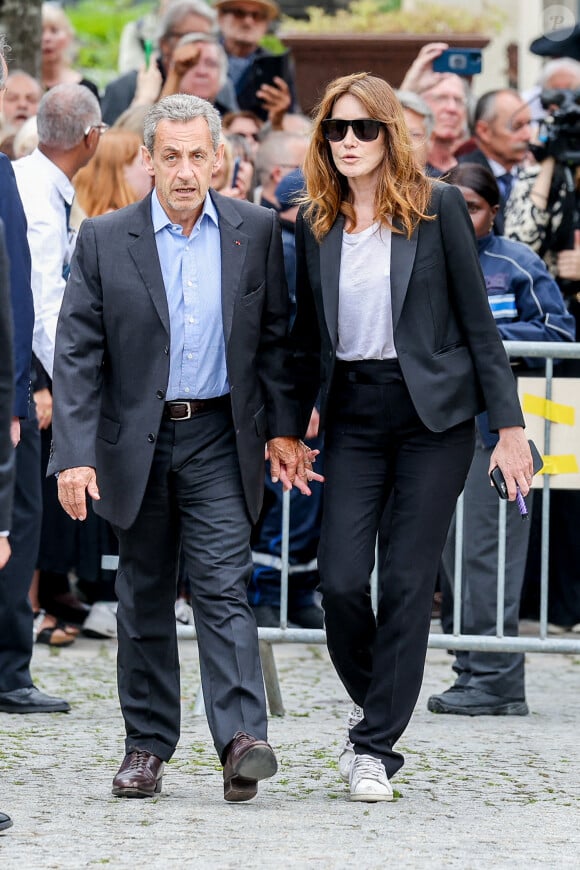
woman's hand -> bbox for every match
[488,427,533,500]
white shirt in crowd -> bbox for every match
[13,148,76,378]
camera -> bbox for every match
[530,89,580,166]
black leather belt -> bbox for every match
[164,396,229,421]
[334,359,402,385]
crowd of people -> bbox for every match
[1,0,580,816]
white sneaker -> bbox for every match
[338,703,364,783]
[82,601,118,639]
[349,754,393,802]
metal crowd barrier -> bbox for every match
[101,341,580,713]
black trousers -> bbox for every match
[115,404,267,763]
[0,414,42,692]
[318,361,475,778]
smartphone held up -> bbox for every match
[432,48,483,77]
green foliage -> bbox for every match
[67,0,154,85]
[280,0,505,35]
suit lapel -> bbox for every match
[211,192,247,346]
[128,196,170,334]
[320,215,344,348]
[390,219,418,332]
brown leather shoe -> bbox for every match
[112,750,165,798]
[222,731,277,802]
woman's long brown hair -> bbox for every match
[74,129,146,217]
[303,72,433,241]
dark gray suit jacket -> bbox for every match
[49,191,301,529]
[291,181,525,436]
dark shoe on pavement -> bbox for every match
[0,686,70,714]
[222,731,278,802]
[427,686,529,716]
[112,751,165,798]
[288,604,324,629]
[0,811,13,831]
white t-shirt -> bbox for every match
[336,221,397,361]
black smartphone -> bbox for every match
[490,439,544,499]
[250,52,291,91]
[432,48,482,77]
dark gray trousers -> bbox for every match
[115,406,267,763]
[440,436,530,700]
[0,415,42,693]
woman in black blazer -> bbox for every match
[291,73,533,802]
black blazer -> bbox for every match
[291,181,525,436]
[49,191,301,529]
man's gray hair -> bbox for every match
[254,131,306,185]
[159,0,217,40]
[538,57,580,89]
[395,89,435,139]
[175,32,228,90]
[0,34,9,89]
[37,83,102,150]
[143,94,222,154]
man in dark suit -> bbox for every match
[0,218,15,833]
[458,89,533,234]
[49,94,317,802]
[0,40,69,715]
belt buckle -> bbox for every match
[172,401,192,420]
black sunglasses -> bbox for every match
[321,118,385,142]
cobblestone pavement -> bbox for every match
[1,633,579,869]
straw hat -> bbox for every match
[213,0,279,21]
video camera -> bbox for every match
[530,89,580,166]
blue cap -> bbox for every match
[275,167,305,211]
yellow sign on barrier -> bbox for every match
[518,378,580,490]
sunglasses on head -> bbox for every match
[321,118,385,142]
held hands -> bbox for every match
[57,466,100,521]
[267,436,324,495]
[488,427,533,501]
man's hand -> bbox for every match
[34,388,53,430]
[160,43,202,97]
[488,427,533,501]
[133,58,163,106]
[0,537,11,569]
[556,229,580,281]
[10,417,20,448]
[305,407,320,441]
[258,76,292,130]
[267,436,324,495]
[399,41,449,94]
[57,466,100,520]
